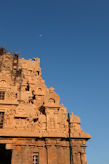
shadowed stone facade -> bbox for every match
[0,48,91,164]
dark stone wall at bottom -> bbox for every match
[0,138,87,164]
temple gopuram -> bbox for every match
[0,48,91,164]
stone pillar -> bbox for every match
[11,149,15,164]
[57,146,65,164]
[72,153,77,164]
[64,147,70,164]
[47,145,57,164]
[81,153,87,164]
[22,146,32,164]
[77,153,81,164]
[11,146,32,164]
[39,146,47,164]
[11,148,23,164]
[72,153,81,164]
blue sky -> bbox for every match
[0,0,109,163]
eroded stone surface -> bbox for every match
[0,49,91,164]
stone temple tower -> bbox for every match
[0,48,91,164]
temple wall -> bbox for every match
[0,50,90,164]
[2,138,87,164]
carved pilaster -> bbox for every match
[46,145,58,164]
[11,148,23,164]
[72,152,82,164]
[11,146,32,164]
[38,146,47,164]
[81,152,87,164]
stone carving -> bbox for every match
[0,50,91,164]
[0,51,91,139]
[0,52,13,73]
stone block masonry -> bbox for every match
[0,48,91,164]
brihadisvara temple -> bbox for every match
[0,48,91,164]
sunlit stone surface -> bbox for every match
[0,48,91,164]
